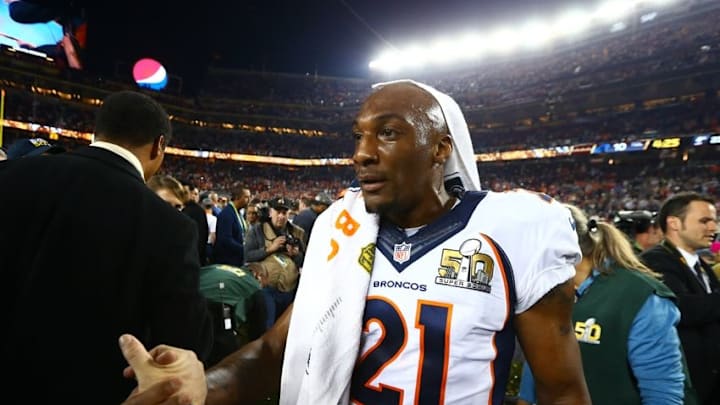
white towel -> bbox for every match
[280,186,378,404]
[280,80,481,404]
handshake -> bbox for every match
[119,334,206,405]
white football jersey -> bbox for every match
[350,190,580,405]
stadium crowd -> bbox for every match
[3,83,720,158]
[2,1,720,403]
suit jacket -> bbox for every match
[0,146,213,403]
[214,203,245,267]
[183,201,209,265]
[641,241,720,403]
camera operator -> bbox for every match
[243,196,306,332]
[613,210,663,255]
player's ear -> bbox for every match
[434,133,452,166]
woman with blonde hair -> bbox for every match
[518,203,696,404]
[147,174,187,210]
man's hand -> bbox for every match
[119,334,207,405]
[121,379,186,405]
[285,243,299,257]
[268,236,286,253]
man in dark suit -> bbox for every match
[181,180,210,265]
[641,192,720,404]
[0,91,213,403]
[213,184,251,267]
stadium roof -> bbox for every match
[84,0,573,83]
[50,0,684,94]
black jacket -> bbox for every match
[183,200,209,265]
[0,146,213,403]
[641,241,720,403]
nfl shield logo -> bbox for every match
[393,242,412,264]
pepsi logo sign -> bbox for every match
[132,58,168,91]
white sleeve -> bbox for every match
[515,198,579,313]
[489,191,580,314]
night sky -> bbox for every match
[76,0,572,92]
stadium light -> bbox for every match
[553,10,593,36]
[367,0,682,73]
[519,21,553,49]
[457,33,485,59]
[368,50,402,72]
[487,29,521,53]
[594,0,636,22]
[610,21,627,32]
[429,38,463,64]
[640,11,658,23]
[401,45,429,69]
[644,0,677,5]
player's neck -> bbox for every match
[386,194,457,229]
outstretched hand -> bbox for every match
[119,334,207,405]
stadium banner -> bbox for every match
[650,137,682,149]
[2,118,712,166]
[591,140,649,154]
[691,133,720,147]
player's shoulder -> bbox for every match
[474,189,570,222]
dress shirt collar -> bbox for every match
[90,141,145,181]
[676,246,700,271]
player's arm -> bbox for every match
[205,303,292,404]
[515,280,591,405]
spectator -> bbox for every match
[244,196,306,333]
[214,184,251,267]
[292,191,333,242]
[0,90,213,403]
[641,192,720,404]
[519,204,693,404]
[181,180,210,265]
[203,197,217,263]
[613,210,664,254]
[5,137,64,159]
[147,174,186,210]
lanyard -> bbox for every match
[229,201,246,232]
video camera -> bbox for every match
[284,233,300,247]
[613,210,656,237]
[257,202,271,223]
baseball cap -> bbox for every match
[6,138,64,159]
[269,196,291,211]
[201,197,213,207]
[311,192,333,206]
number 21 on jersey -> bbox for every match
[351,296,453,405]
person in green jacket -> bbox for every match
[518,203,697,405]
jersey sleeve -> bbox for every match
[490,190,581,314]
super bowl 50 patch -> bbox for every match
[436,238,494,292]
